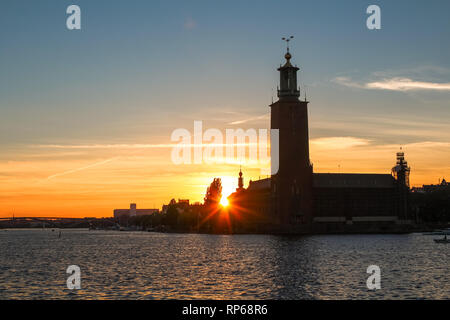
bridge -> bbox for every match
[0,216,115,228]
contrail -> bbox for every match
[45,157,118,180]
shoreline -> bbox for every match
[2,223,447,236]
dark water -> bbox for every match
[0,229,448,299]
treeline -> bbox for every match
[117,178,226,232]
[123,203,204,231]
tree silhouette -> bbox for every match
[204,178,222,206]
[165,203,179,226]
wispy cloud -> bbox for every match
[34,142,260,150]
[367,78,450,91]
[311,137,371,149]
[34,144,174,149]
[334,76,450,92]
[228,113,270,125]
[333,77,366,89]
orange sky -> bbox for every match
[1,131,448,218]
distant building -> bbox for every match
[410,178,450,223]
[113,203,159,218]
[412,178,449,193]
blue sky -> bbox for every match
[2,0,450,145]
[1,0,450,215]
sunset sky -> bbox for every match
[1,0,450,217]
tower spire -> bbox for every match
[277,36,300,99]
[238,166,244,191]
[282,36,294,53]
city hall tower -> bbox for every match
[270,41,313,225]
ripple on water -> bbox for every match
[0,230,448,299]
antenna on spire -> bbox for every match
[282,36,294,52]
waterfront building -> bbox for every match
[412,178,449,193]
[113,203,159,218]
[228,47,412,229]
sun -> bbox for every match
[220,196,229,207]
[218,176,235,207]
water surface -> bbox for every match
[0,229,448,299]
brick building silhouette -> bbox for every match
[228,47,411,231]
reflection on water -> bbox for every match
[0,229,448,299]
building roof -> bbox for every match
[248,178,271,190]
[313,173,395,189]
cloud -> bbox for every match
[366,78,450,91]
[332,77,366,89]
[334,76,450,92]
[372,65,450,78]
[228,113,270,125]
[311,137,371,149]
[34,144,174,149]
[399,141,450,149]
[34,142,259,150]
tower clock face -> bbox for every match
[1,0,449,306]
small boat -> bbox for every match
[434,237,450,244]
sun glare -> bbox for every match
[220,196,229,207]
[219,176,235,207]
